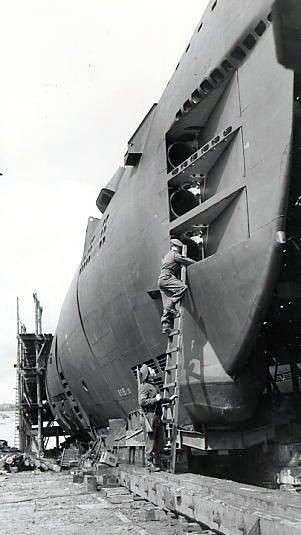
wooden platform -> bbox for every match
[117,465,301,535]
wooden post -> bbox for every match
[33,293,43,456]
[36,347,43,456]
[15,298,22,450]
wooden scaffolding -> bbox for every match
[15,294,64,454]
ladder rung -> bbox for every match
[164,382,177,389]
[165,365,178,372]
[167,329,180,338]
[166,346,180,354]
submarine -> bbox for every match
[45,0,301,455]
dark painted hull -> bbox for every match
[46,0,294,436]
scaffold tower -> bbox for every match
[15,294,64,454]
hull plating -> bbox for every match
[46,0,294,435]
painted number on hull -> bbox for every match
[118,387,132,398]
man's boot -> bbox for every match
[162,322,179,336]
[167,307,180,318]
[146,459,161,472]
[161,321,171,334]
[149,462,161,472]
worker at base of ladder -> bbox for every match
[138,364,176,472]
[158,238,196,335]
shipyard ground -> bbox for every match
[0,470,213,535]
[3,465,301,535]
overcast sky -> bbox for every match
[0,0,208,403]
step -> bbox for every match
[166,346,180,354]
[165,365,178,372]
[167,329,181,338]
[164,382,177,389]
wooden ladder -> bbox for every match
[162,244,187,473]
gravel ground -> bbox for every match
[0,471,213,535]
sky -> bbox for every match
[0,0,208,403]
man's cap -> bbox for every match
[140,364,149,383]
[170,238,183,248]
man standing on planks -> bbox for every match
[138,364,176,471]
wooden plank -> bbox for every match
[117,466,301,535]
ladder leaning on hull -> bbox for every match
[162,244,187,473]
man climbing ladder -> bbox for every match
[158,238,196,334]
[162,241,190,473]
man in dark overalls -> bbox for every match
[138,364,163,471]
[158,238,196,334]
[138,364,176,471]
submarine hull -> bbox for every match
[46,0,294,436]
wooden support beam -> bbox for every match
[117,466,301,535]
